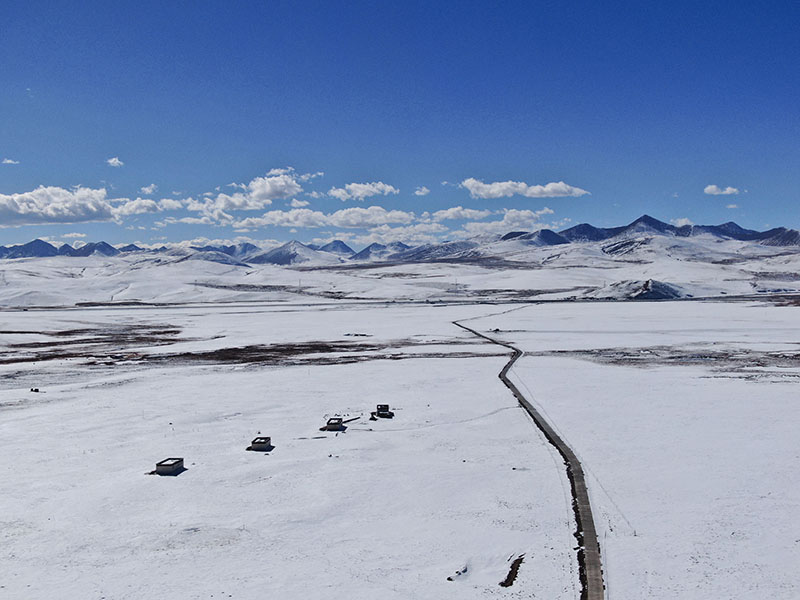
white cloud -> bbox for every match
[111,198,160,218]
[459,207,555,235]
[309,232,357,246]
[704,184,739,195]
[352,223,448,246]
[2,158,20,165]
[414,186,430,196]
[233,208,329,229]
[188,170,307,224]
[62,232,87,239]
[671,217,694,227]
[299,170,325,182]
[231,206,416,230]
[431,206,493,221]
[329,181,399,201]
[289,198,310,208]
[140,183,158,195]
[328,206,415,228]
[0,186,117,227]
[127,235,279,251]
[0,186,187,227]
[157,198,184,211]
[726,204,739,209]
[106,157,124,167]
[266,167,323,182]
[248,172,303,201]
[460,178,589,199]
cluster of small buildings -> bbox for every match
[154,403,394,476]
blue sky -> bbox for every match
[1,1,798,249]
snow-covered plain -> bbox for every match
[3,238,800,599]
[469,300,800,599]
[1,303,579,599]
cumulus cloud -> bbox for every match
[0,182,193,228]
[63,232,87,238]
[111,198,160,217]
[460,178,589,199]
[2,158,20,165]
[157,198,184,211]
[704,184,739,195]
[188,170,307,224]
[430,206,493,221]
[248,172,303,201]
[329,181,399,201]
[328,206,415,228]
[726,204,739,209]
[232,206,416,230]
[671,217,694,227]
[140,183,158,195]
[266,167,323,182]
[233,209,328,229]
[127,235,280,251]
[414,186,430,196]
[352,223,448,246]
[459,208,555,236]
[106,157,124,167]
[289,199,310,208]
[0,186,117,227]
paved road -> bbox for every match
[454,319,605,600]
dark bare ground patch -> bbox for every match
[130,342,503,367]
[0,324,183,365]
[7,327,181,349]
[153,341,381,365]
[530,345,800,379]
[499,554,525,587]
[193,282,371,300]
[466,286,594,299]
[0,320,500,369]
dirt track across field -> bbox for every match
[454,317,605,600]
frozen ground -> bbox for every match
[3,291,799,599]
[0,303,579,599]
[469,300,800,599]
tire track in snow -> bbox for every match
[454,316,605,600]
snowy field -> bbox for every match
[469,300,800,599]
[3,296,799,599]
[1,303,579,599]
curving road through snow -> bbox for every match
[454,316,605,600]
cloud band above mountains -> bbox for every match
[0,167,571,245]
[460,178,589,199]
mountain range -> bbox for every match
[2,215,800,265]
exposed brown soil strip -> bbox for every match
[499,554,525,587]
[0,321,502,369]
[529,345,800,381]
[454,320,605,600]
